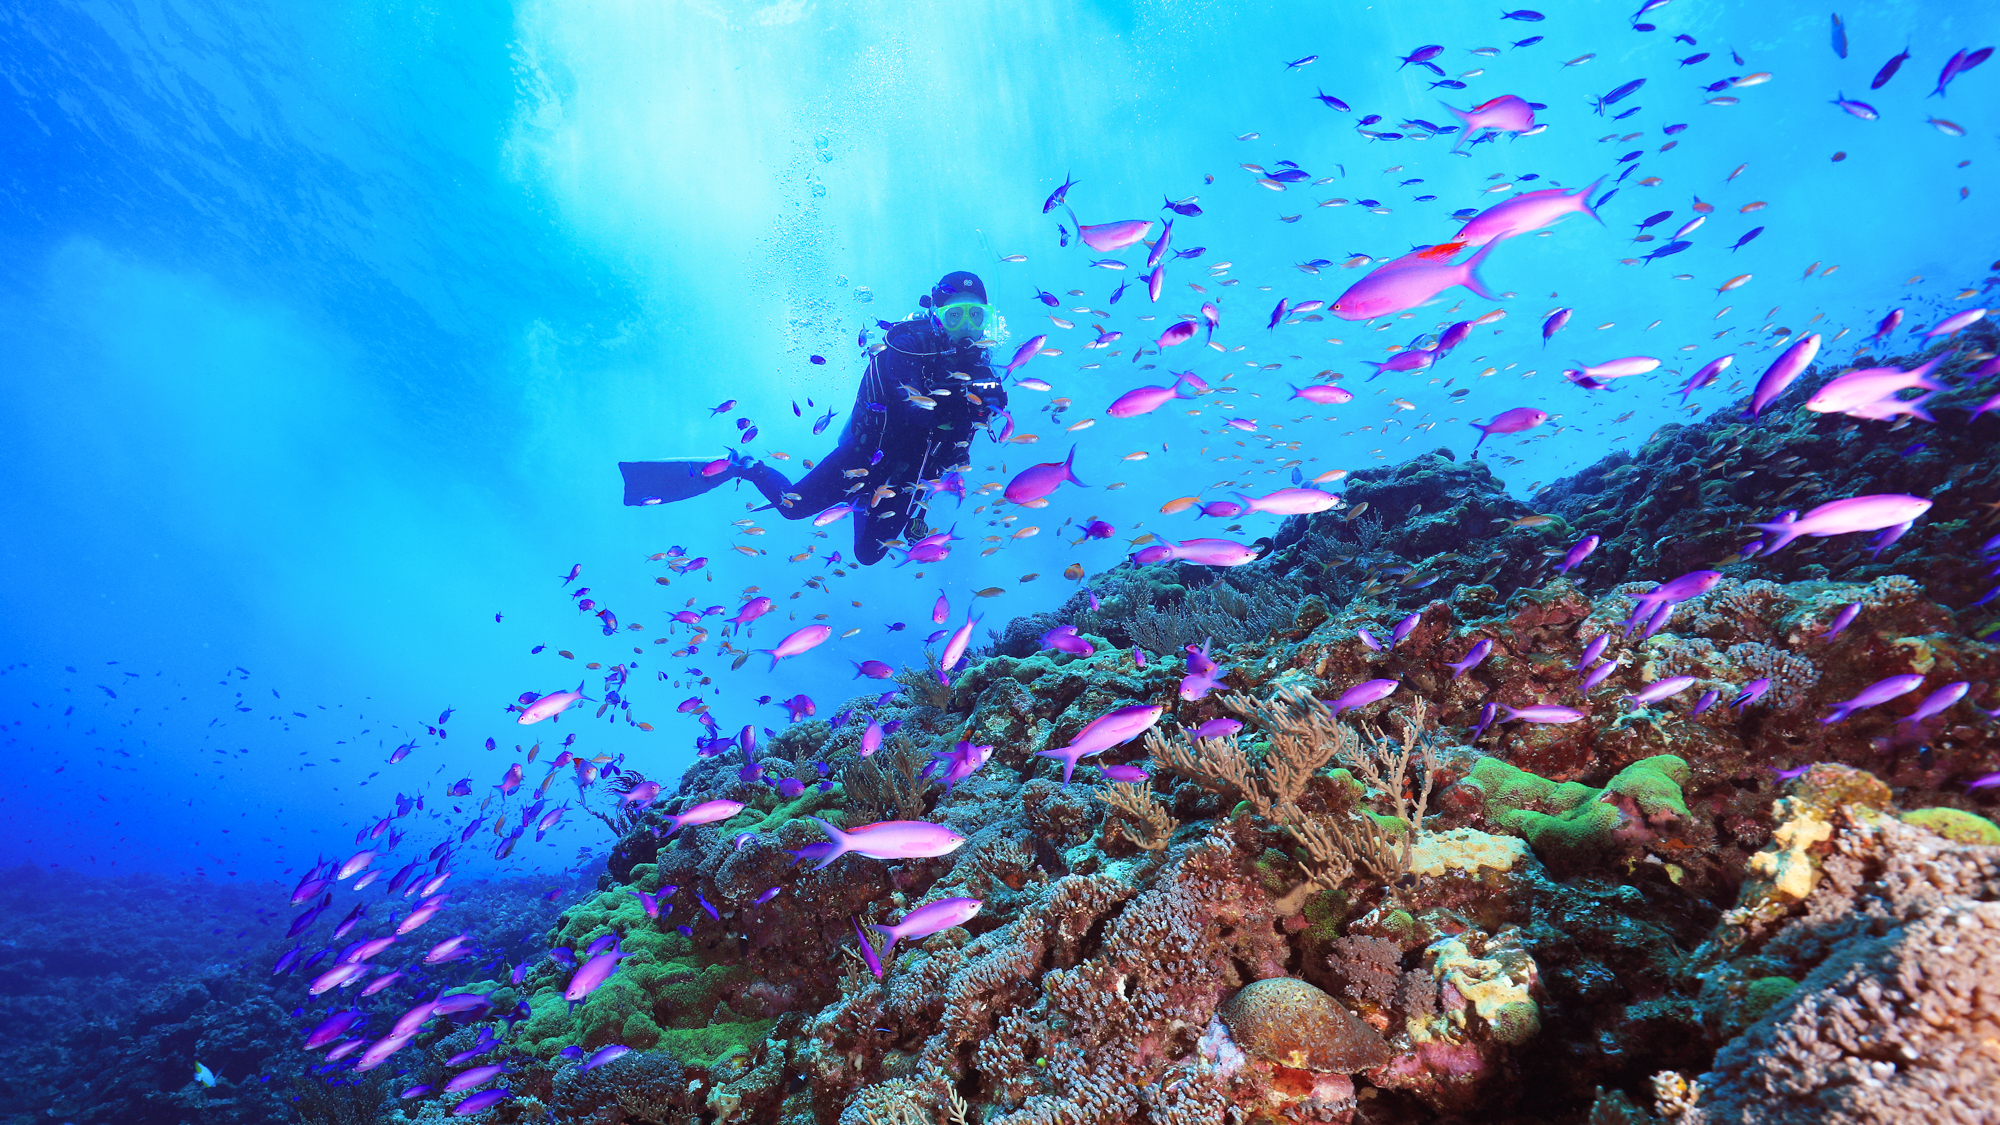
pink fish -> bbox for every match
[1157,320,1197,348]
[1075,218,1154,252]
[1193,716,1242,740]
[1973,391,2000,421]
[1005,335,1049,376]
[1750,494,1932,553]
[1625,675,1697,706]
[1566,356,1660,380]
[1806,356,1948,415]
[1108,372,1197,418]
[337,850,376,880]
[445,1063,508,1093]
[868,897,983,954]
[1040,624,1095,656]
[1444,638,1494,679]
[1444,94,1537,149]
[1200,303,1220,340]
[496,764,522,795]
[1289,382,1354,405]
[1234,487,1340,516]
[1496,703,1585,724]
[451,1089,511,1116]
[353,1032,416,1072]
[309,962,367,995]
[1681,354,1734,401]
[1451,178,1603,247]
[1165,538,1262,567]
[699,458,730,477]
[516,682,588,725]
[564,943,624,1005]
[755,624,831,670]
[1897,681,1969,727]
[860,717,883,757]
[725,596,775,626]
[1147,219,1173,269]
[1146,265,1165,302]
[1364,348,1437,377]
[1004,446,1086,504]
[1327,678,1398,716]
[937,613,979,675]
[305,1010,365,1050]
[1331,243,1499,320]
[805,817,967,868]
[1034,704,1166,782]
[931,591,950,625]
[1468,407,1548,451]
[1101,763,1151,783]
[1742,333,1821,419]
[660,799,745,836]
[423,933,473,964]
[1924,307,1985,338]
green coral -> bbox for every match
[1461,755,1690,869]
[1900,807,2000,846]
[1741,975,1798,1025]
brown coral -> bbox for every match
[1218,977,1393,1073]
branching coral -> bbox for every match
[894,652,956,710]
[1124,574,1309,653]
[1147,688,1437,888]
[1095,780,1179,850]
[843,739,933,823]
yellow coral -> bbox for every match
[1743,797,1832,904]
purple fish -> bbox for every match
[1101,764,1151,783]
[850,915,885,979]
[1690,689,1721,716]
[1578,634,1610,670]
[1469,407,1549,452]
[1541,307,1571,346]
[1357,628,1383,652]
[1751,495,1933,554]
[1444,639,1493,679]
[1729,679,1770,710]
[868,897,983,954]
[1468,701,1499,741]
[659,799,745,837]
[1625,570,1722,634]
[1041,624,1096,656]
[1179,638,1226,701]
[445,1063,507,1093]
[1821,673,1927,723]
[1897,681,1969,727]
[1580,660,1619,692]
[564,945,625,1007]
[1327,679,1398,716]
[1556,535,1600,575]
[1004,446,1086,505]
[1741,333,1820,420]
[304,1009,364,1050]
[1821,602,1861,640]
[1391,611,1422,648]
[578,1045,631,1072]
[1681,354,1734,402]
[452,1089,511,1116]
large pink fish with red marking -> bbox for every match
[1331,243,1499,320]
[517,682,588,725]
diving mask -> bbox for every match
[935,301,995,336]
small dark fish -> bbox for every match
[813,408,836,434]
[1172,246,1207,259]
[1162,195,1203,216]
[1313,89,1351,110]
[1367,132,1405,141]
[1399,44,1445,68]
[1057,224,1069,247]
[1643,240,1691,263]
[1704,78,1735,93]
[1267,168,1311,182]
[740,426,757,443]
[1618,149,1645,163]
[1108,278,1131,304]
[1872,47,1911,89]
[1034,288,1060,307]
[1675,34,1697,45]
[1636,210,1673,230]
[1733,50,1745,65]
[1358,113,1383,126]
[708,400,736,415]
[1513,36,1543,48]
[1613,105,1643,119]
[1430,79,1467,89]
[1596,78,1646,113]
[1594,188,1619,209]
[1663,122,1688,134]
[1501,9,1545,21]
[1729,226,1763,252]
[1042,173,1078,214]
[1679,52,1709,66]
[1830,13,1847,59]
[1285,54,1318,69]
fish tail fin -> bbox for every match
[1575,177,1607,224]
[1820,704,1853,725]
[1906,394,1936,424]
[866,923,900,956]
[807,817,850,870]
[1458,242,1499,300]
[1468,421,1489,452]
[1747,521,1804,554]
[1232,491,1260,514]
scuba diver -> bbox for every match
[618,270,1008,566]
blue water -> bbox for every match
[2,0,1994,888]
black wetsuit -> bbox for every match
[741,318,1007,565]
